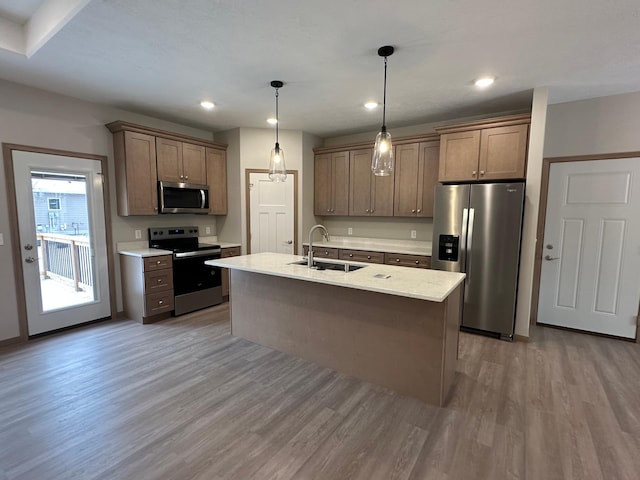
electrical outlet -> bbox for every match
[134,229,142,240]
[347,227,353,236]
[205,226,211,235]
[410,230,417,239]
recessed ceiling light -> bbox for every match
[364,102,378,110]
[474,77,495,88]
[267,117,278,125]
[200,100,215,110]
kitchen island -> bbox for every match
[206,252,465,406]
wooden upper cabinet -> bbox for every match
[156,138,183,183]
[436,114,530,182]
[438,131,481,182]
[349,148,394,216]
[314,151,349,216]
[478,124,528,180]
[113,131,158,216]
[418,141,440,217]
[206,147,227,215]
[157,138,207,184]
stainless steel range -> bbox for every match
[149,226,222,315]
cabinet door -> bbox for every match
[371,153,394,217]
[393,143,420,216]
[438,130,481,182]
[331,151,350,216]
[417,141,440,217]
[156,138,183,182]
[122,131,157,215]
[206,148,227,215]
[478,124,528,180]
[182,143,207,184]
[349,149,373,215]
[314,153,332,215]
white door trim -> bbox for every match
[532,150,640,342]
[2,143,116,340]
[245,169,298,254]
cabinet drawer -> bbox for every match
[144,255,172,271]
[145,291,174,316]
[144,269,173,293]
[385,253,431,269]
[221,246,241,258]
[303,245,339,259]
[339,249,385,264]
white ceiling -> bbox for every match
[0,0,639,138]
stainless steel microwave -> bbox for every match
[158,181,209,214]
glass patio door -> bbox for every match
[13,151,111,335]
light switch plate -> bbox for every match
[410,230,417,239]
[0,233,3,245]
[205,226,211,234]
[347,227,353,235]
[134,229,142,240]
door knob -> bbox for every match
[285,240,293,244]
[544,255,560,261]
[25,256,38,263]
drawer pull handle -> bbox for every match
[157,279,162,283]
[349,254,353,257]
[367,256,371,259]
[396,258,400,262]
[415,260,419,264]
[156,260,161,264]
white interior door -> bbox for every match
[13,151,111,336]
[538,158,640,339]
[249,172,294,254]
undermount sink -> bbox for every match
[289,259,367,272]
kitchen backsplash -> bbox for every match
[320,217,433,242]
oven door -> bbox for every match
[172,253,222,315]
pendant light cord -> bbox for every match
[382,55,388,129]
[275,88,280,146]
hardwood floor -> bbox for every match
[0,304,638,480]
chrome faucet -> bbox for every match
[307,224,330,267]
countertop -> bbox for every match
[117,238,241,257]
[303,236,432,256]
[206,252,464,302]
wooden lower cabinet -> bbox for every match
[384,253,431,269]
[121,254,174,323]
[338,249,385,264]
[303,246,431,268]
[221,246,241,298]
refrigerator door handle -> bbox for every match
[461,208,469,267]
[465,208,475,300]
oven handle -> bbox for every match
[174,249,221,259]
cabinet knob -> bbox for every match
[396,258,400,262]
[324,251,329,255]
[158,300,164,305]
[180,175,184,179]
[349,253,353,257]
[411,209,416,213]
[185,176,189,180]
[415,260,419,264]
[156,260,161,264]
[367,255,371,259]
[417,209,421,213]
[371,209,375,213]
[327,209,330,212]
[157,279,162,283]
[365,209,369,213]
[472,170,477,176]
[480,170,485,176]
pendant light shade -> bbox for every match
[268,80,287,182]
[371,46,394,176]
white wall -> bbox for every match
[0,79,217,341]
[515,87,548,338]
[544,91,640,157]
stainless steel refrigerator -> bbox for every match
[431,182,525,340]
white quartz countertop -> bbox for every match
[219,242,241,249]
[119,248,173,258]
[206,252,464,302]
[303,236,432,256]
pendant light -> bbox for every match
[268,80,287,182]
[371,45,394,176]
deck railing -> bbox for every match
[37,233,93,291]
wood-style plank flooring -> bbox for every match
[0,304,638,480]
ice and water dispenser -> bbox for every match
[438,234,460,262]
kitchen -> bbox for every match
[1,1,640,479]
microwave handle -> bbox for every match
[200,189,206,209]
